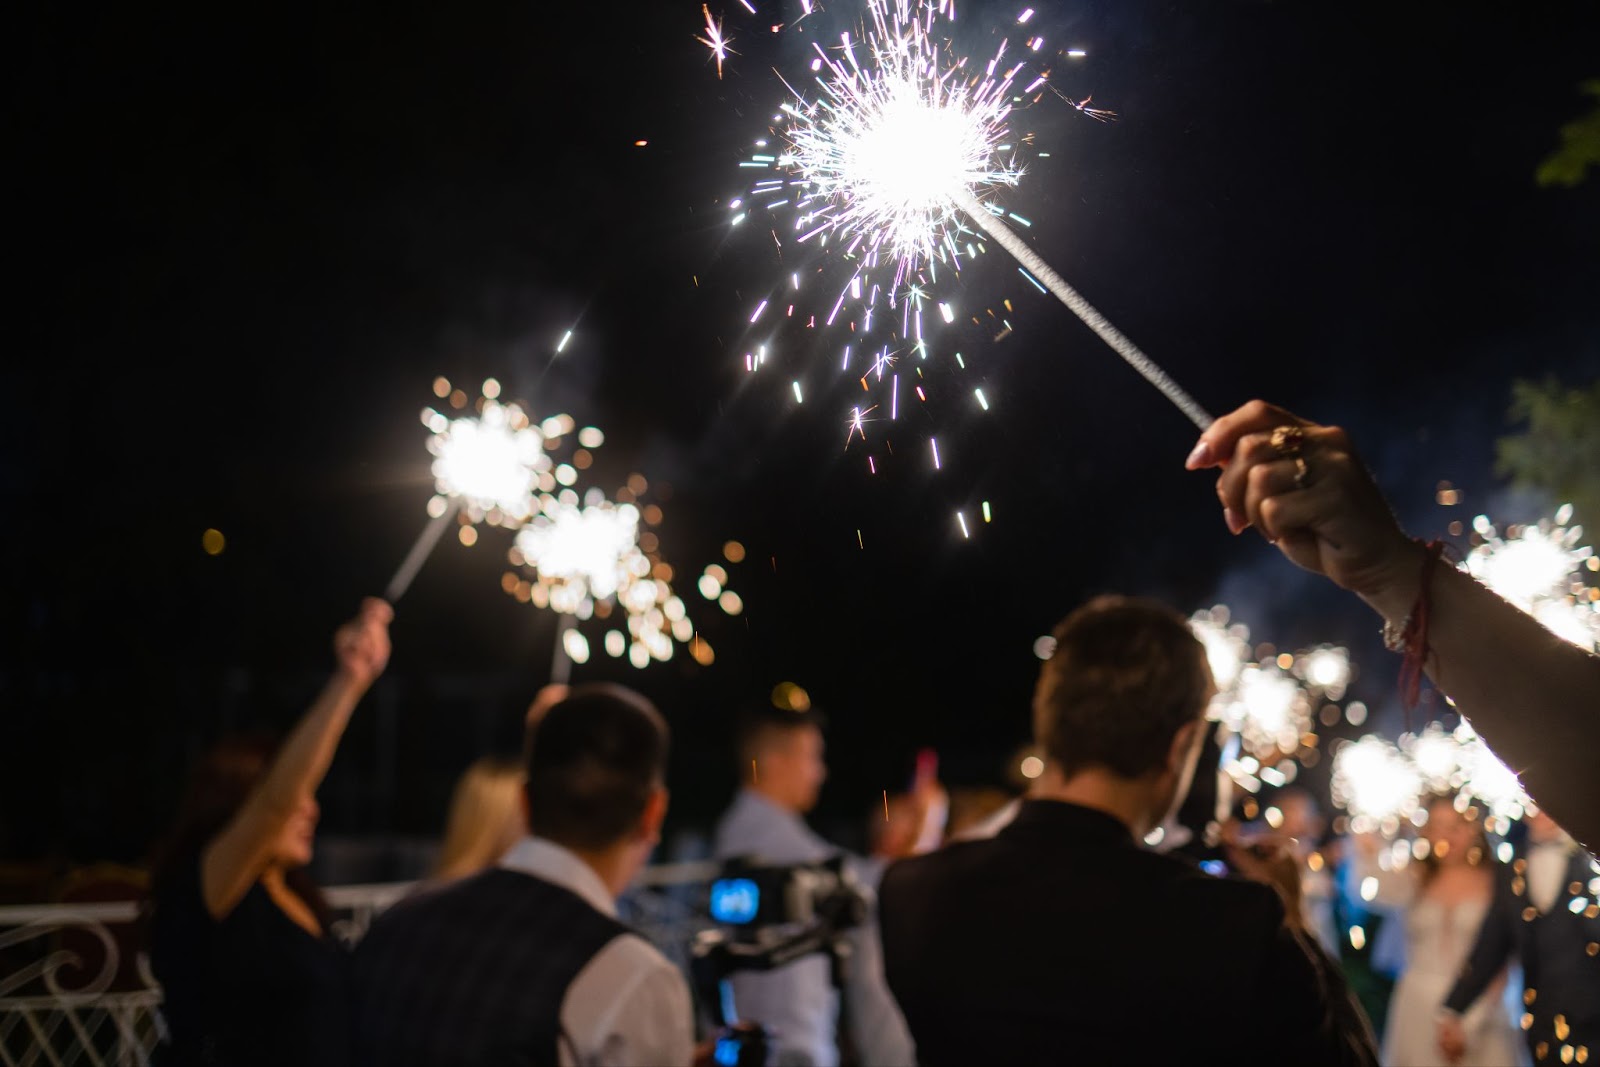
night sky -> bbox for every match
[8,1,1599,870]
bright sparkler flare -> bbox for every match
[1400,721,1532,823]
[783,1,1023,279]
[753,0,1211,432]
[1332,735,1424,836]
[509,484,732,672]
[1189,606,1250,705]
[514,496,644,611]
[1224,663,1313,759]
[1296,645,1352,700]
[1464,507,1598,651]
[423,397,557,525]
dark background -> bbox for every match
[6,1,1598,877]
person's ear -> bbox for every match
[639,786,669,844]
[1167,718,1204,778]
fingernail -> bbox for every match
[1185,439,1212,470]
[1224,507,1246,535]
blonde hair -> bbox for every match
[433,757,527,882]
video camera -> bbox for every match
[691,855,870,1066]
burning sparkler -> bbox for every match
[1332,734,1424,836]
[385,378,575,601]
[740,0,1211,432]
[506,481,730,675]
[1463,506,1599,651]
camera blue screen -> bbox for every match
[714,1037,743,1066]
[1199,859,1228,877]
[710,877,760,924]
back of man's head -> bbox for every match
[1033,595,1212,780]
[525,684,668,852]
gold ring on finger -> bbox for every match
[1269,424,1305,457]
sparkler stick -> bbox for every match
[550,612,577,685]
[385,497,463,602]
[952,189,1212,430]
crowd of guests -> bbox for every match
[142,400,1600,1065]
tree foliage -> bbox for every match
[1537,80,1600,188]
[1495,377,1600,525]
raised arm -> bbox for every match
[1189,400,1600,850]
[201,597,393,918]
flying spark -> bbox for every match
[696,4,736,79]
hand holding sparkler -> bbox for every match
[1193,398,1600,850]
[1186,399,1420,602]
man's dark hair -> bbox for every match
[1032,595,1213,779]
[735,704,826,766]
[524,684,669,851]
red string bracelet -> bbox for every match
[1398,538,1449,712]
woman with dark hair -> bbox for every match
[1356,794,1521,1066]
[148,598,392,1066]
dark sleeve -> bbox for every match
[1247,889,1378,1067]
[1443,870,1518,1015]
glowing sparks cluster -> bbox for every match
[1295,645,1352,700]
[422,392,553,525]
[1463,506,1599,651]
[1334,721,1532,837]
[782,0,1023,279]
[1332,735,1424,835]
[514,495,647,612]
[1189,606,1350,796]
[414,378,731,673]
[512,492,689,669]
[504,483,735,672]
[728,0,1076,501]
[1189,606,1250,701]
[1401,721,1532,824]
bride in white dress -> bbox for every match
[1357,795,1523,1067]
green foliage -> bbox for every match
[1495,377,1600,525]
[1536,80,1600,188]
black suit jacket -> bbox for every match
[1446,841,1600,1050]
[878,800,1376,1066]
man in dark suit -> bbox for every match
[1440,809,1600,1064]
[878,595,1376,1066]
[351,684,694,1066]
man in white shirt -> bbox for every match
[353,684,695,1066]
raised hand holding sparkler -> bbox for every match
[1193,397,1600,848]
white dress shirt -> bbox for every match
[713,789,840,1067]
[1527,836,1573,914]
[500,838,694,1067]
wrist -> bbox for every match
[1355,537,1429,623]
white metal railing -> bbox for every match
[0,864,718,1066]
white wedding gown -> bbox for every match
[1381,895,1524,1067]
